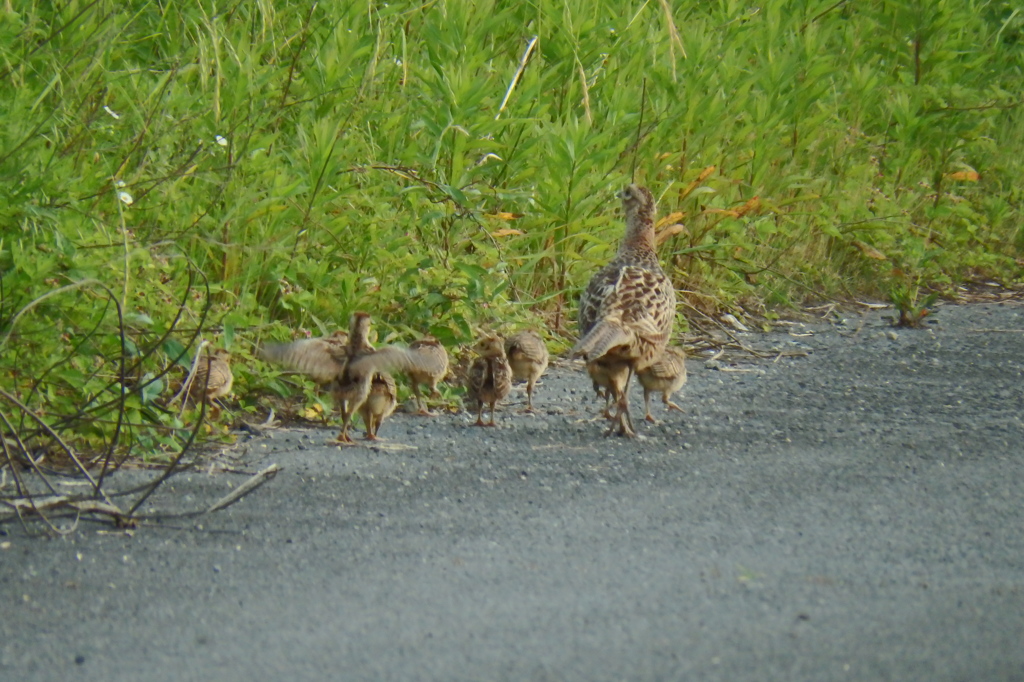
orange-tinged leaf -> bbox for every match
[655,223,686,247]
[734,196,760,217]
[490,228,525,237]
[946,170,979,182]
[485,212,524,220]
[704,208,740,217]
[851,239,888,260]
[679,165,717,200]
[656,211,685,229]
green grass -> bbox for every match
[1,0,1022,459]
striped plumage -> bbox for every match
[466,335,512,427]
[504,330,549,412]
[259,313,389,442]
[360,336,450,415]
[636,346,687,423]
[188,348,233,404]
[587,356,630,423]
[359,371,398,440]
[573,184,676,437]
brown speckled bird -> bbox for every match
[573,184,676,437]
[187,348,233,406]
[358,371,398,440]
[359,336,449,415]
[260,313,386,442]
[587,356,630,423]
[504,330,549,412]
[466,335,512,427]
[636,346,687,423]
[322,313,381,442]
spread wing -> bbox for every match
[259,337,347,384]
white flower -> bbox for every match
[114,179,126,188]
[215,135,228,147]
[118,191,134,205]
[103,105,120,119]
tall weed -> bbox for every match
[1,0,1021,456]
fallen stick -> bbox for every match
[2,495,127,522]
[201,463,280,516]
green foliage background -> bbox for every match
[1,0,1021,458]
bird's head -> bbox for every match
[618,184,655,217]
[474,335,505,358]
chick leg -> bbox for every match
[644,389,660,423]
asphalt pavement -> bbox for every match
[3,302,1023,681]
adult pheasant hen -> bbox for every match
[573,184,676,436]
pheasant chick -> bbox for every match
[504,330,549,412]
[466,335,512,427]
[636,346,687,423]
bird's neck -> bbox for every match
[619,212,656,256]
[349,332,372,354]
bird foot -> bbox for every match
[412,409,437,417]
[644,414,659,424]
[603,410,637,438]
[666,402,685,413]
[603,423,636,438]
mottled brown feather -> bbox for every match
[257,317,388,442]
[188,348,233,403]
[467,335,512,427]
[358,371,397,439]
[353,337,449,414]
[574,184,676,436]
[637,346,687,422]
[587,356,630,420]
[326,313,379,442]
[504,330,549,412]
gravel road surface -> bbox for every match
[3,302,1023,681]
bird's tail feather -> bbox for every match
[572,321,632,360]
